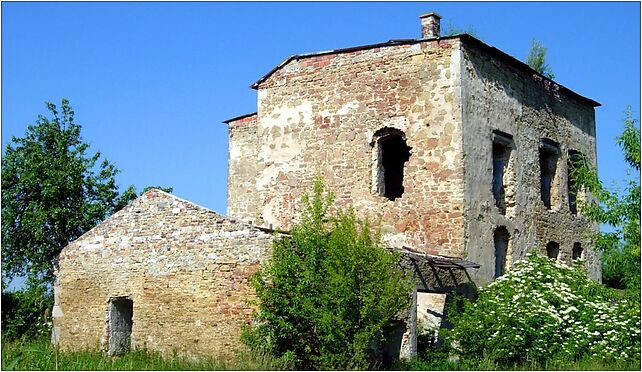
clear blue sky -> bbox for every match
[2,1,640,216]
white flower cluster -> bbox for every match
[453,254,640,362]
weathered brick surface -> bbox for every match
[228,114,261,224]
[230,39,467,256]
[228,36,600,284]
[53,190,273,359]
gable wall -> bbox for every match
[53,190,273,359]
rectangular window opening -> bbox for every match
[539,139,560,210]
[492,131,514,215]
[546,241,560,260]
[494,226,510,278]
[572,242,584,260]
[372,128,411,201]
[568,150,583,215]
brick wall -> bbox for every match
[53,189,274,359]
[230,39,467,256]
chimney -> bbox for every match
[420,12,442,38]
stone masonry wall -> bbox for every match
[459,41,601,285]
[230,39,467,256]
[52,190,274,359]
[228,114,261,223]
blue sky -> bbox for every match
[2,1,640,216]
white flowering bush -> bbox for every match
[449,253,640,365]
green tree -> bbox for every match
[571,107,640,295]
[1,99,170,286]
[526,39,555,79]
[242,179,412,370]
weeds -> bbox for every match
[1,336,284,370]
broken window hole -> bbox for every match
[492,130,514,215]
[493,226,510,278]
[546,241,560,260]
[539,138,561,209]
[567,150,583,215]
[572,242,583,260]
[371,128,412,201]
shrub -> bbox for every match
[448,253,640,365]
[1,282,52,341]
[242,179,412,370]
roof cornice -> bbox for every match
[249,34,600,108]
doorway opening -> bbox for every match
[108,297,133,356]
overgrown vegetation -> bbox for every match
[448,254,640,366]
[571,107,640,296]
[442,22,482,39]
[397,254,640,370]
[398,353,639,371]
[1,336,285,371]
[242,179,412,370]
[526,39,555,79]
[1,281,52,341]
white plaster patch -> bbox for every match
[337,100,360,115]
[261,197,280,228]
[257,88,268,101]
[228,139,242,163]
[382,116,409,132]
[381,232,412,248]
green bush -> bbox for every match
[448,253,640,365]
[1,282,52,341]
[242,179,412,370]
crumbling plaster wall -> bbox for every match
[53,190,273,359]
[234,39,467,256]
[228,114,261,223]
[459,42,601,285]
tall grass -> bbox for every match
[396,354,641,371]
[3,336,639,371]
[1,336,285,370]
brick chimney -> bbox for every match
[420,12,442,38]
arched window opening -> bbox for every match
[494,226,510,278]
[372,128,412,201]
[572,242,584,260]
[546,241,560,260]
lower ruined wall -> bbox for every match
[52,190,274,359]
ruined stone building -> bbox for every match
[53,12,600,361]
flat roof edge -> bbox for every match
[222,112,258,124]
